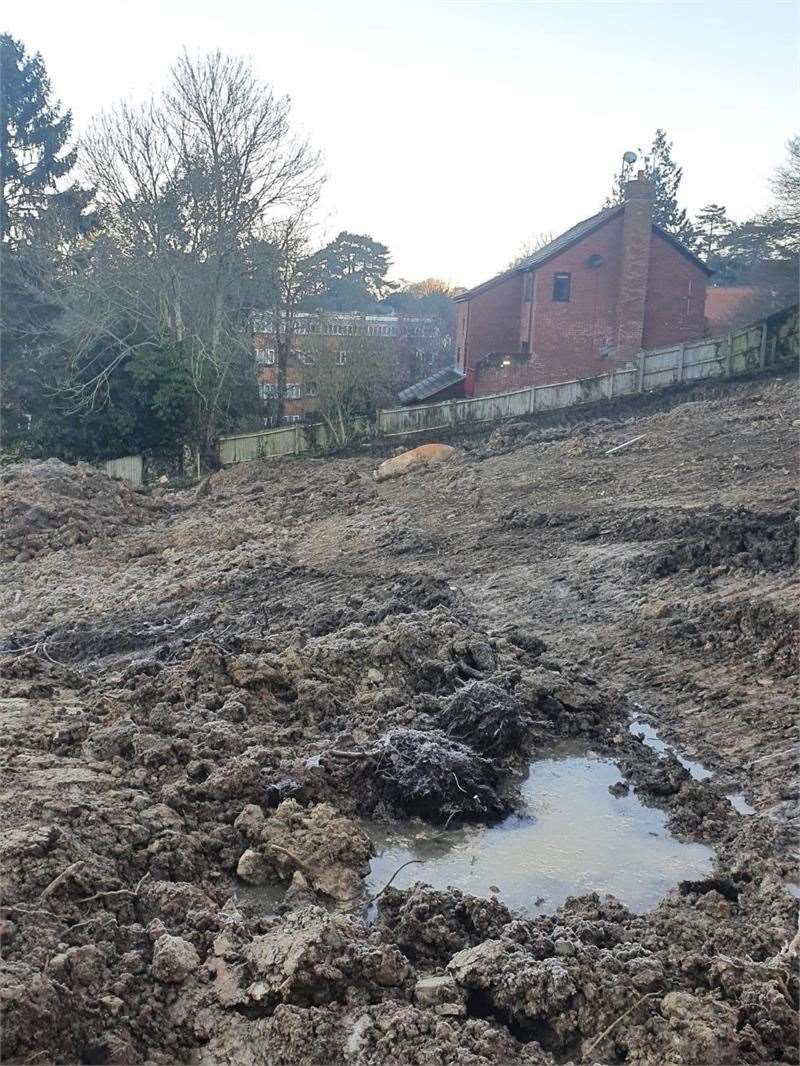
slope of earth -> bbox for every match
[0,372,797,1065]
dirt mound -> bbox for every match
[607,504,799,577]
[1,374,797,1064]
[438,680,530,754]
[0,458,165,562]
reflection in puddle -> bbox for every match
[367,748,713,915]
[630,717,755,815]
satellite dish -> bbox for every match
[623,151,637,165]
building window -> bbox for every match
[285,383,301,399]
[305,382,318,397]
[336,350,347,366]
[282,414,302,424]
[521,340,530,355]
[259,383,279,399]
[552,273,571,302]
[523,272,533,302]
[255,347,276,365]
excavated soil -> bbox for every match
[1,373,798,1065]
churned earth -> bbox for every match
[0,371,797,1065]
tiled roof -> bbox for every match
[398,366,465,404]
[456,205,711,301]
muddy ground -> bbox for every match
[1,371,798,1065]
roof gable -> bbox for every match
[456,205,710,301]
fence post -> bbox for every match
[637,352,646,392]
[725,332,733,377]
[448,400,457,428]
[294,425,303,455]
[610,368,616,398]
[531,386,538,412]
[759,324,768,370]
[677,343,686,383]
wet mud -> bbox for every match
[0,374,797,1064]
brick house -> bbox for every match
[453,173,712,397]
[253,312,446,421]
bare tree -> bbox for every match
[504,231,554,271]
[30,51,323,464]
[262,201,320,424]
[771,135,800,225]
[297,314,395,445]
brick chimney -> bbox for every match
[616,171,655,359]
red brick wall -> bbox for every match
[642,233,708,348]
[530,213,624,382]
[462,273,523,366]
[461,213,708,399]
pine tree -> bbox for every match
[604,129,695,246]
[0,34,93,449]
[694,203,733,259]
[0,33,84,241]
[644,129,694,243]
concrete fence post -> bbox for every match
[610,368,616,398]
[759,324,768,370]
[637,352,646,392]
[725,332,734,377]
[531,387,538,412]
[677,343,686,383]
[448,400,457,428]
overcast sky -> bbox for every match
[5,0,797,286]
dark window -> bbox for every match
[523,272,533,302]
[521,340,530,355]
[552,273,571,302]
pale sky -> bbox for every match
[5,0,797,286]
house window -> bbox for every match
[336,350,347,366]
[259,383,278,399]
[255,347,276,365]
[523,272,533,302]
[552,273,571,302]
[282,414,302,424]
[285,383,302,399]
[305,382,318,397]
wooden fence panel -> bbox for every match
[103,455,143,486]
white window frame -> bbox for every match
[336,350,348,366]
[255,347,276,366]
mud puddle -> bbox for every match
[366,744,713,914]
[630,716,756,814]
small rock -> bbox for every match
[366,668,384,684]
[640,599,671,620]
[152,934,200,984]
[236,848,272,885]
[100,995,125,1015]
[413,974,466,1016]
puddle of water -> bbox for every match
[366,747,713,915]
[630,717,755,815]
